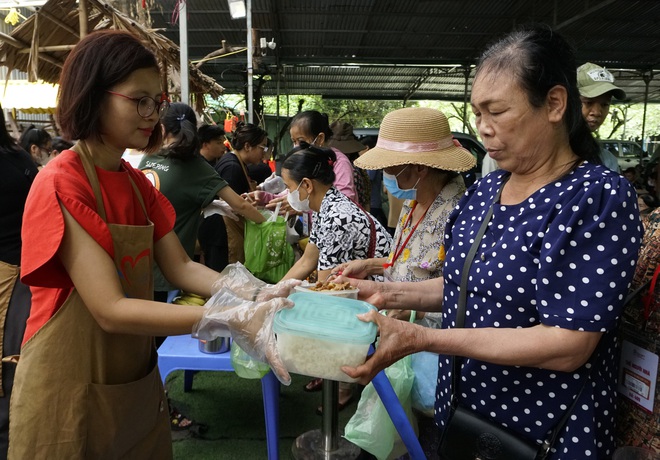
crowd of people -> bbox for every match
[1,22,659,460]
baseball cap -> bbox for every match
[577,62,627,100]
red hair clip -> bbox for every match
[328,159,334,167]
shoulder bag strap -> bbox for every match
[233,152,257,192]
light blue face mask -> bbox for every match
[383,165,419,200]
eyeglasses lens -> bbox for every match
[158,100,170,119]
[137,97,156,118]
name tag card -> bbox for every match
[618,340,659,413]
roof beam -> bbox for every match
[555,0,617,30]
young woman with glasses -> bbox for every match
[214,122,269,264]
[8,30,293,458]
[18,125,53,169]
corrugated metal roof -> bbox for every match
[145,0,660,103]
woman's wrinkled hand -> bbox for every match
[333,276,386,308]
[341,310,422,385]
[330,259,376,280]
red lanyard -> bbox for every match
[383,201,430,269]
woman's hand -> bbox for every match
[243,190,271,207]
[341,310,425,384]
[330,258,386,280]
[333,275,386,308]
[266,194,298,216]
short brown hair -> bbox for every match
[57,30,163,152]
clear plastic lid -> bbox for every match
[274,292,377,344]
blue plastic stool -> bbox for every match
[157,334,280,460]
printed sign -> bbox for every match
[618,340,659,413]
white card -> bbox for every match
[617,340,659,413]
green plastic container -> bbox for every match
[274,292,377,382]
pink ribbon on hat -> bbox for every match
[376,137,456,152]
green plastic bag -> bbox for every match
[230,340,270,379]
[244,212,294,284]
[344,354,417,460]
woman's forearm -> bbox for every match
[426,323,602,372]
[381,277,444,311]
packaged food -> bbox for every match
[274,292,377,382]
[293,280,359,299]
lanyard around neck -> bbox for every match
[383,201,430,269]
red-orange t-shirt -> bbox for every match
[20,150,175,344]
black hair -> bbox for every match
[230,122,268,151]
[282,143,336,185]
[0,105,19,150]
[475,24,600,164]
[57,30,163,152]
[18,125,52,153]
[290,110,333,143]
[160,102,198,160]
[198,124,225,144]
[640,193,660,210]
[52,136,74,153]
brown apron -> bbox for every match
[8,142,172,459]
[224,152,256,264]
[0,262,19,397]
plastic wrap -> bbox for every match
[193,287,294,385]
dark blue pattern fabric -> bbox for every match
[437,162,642,459]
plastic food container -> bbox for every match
[293,282,359,299]
[198,337,230,354]
[274,292,377,382]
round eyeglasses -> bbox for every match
[106,90,170,119]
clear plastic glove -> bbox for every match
[212,262,301,301]
[202,199,239,221]
[258,172,287,194]
[193,288,294,385]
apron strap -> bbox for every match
[74,140,107,222]
[73,142,150,221]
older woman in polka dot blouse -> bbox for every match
[340,25,642,459]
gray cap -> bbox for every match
[577,62,626,100]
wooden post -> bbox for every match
[79,0,88,38]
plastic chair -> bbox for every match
[158,334,280,460]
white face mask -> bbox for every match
[287,180,311,212]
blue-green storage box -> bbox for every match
[274,292,377,382]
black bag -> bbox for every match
[438,405,547,460]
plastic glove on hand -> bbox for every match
[259,172,287,194]
[255,278,302,301]
[202,199,239,220]
[212,262,268,299]
[194,288,294,385]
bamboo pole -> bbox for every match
[79,0,88,38]
[18,45,76,53]
[34,7,80,37]
[0,31,62,67]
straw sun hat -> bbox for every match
[354,107,476,172]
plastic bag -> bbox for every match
[244,208,295,283]
[193,287,294,385]
[344,354,417,460]
[230,340,270,379]
[410,351,439,417]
